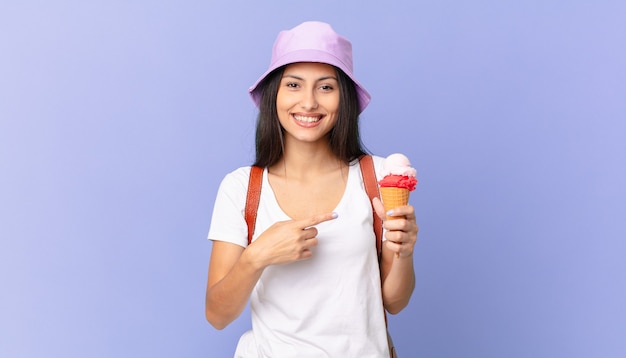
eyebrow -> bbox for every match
[282,74,338,81]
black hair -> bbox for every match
[253,64,367,168]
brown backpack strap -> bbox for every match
[359,155,383,258]
[245,166,263,245]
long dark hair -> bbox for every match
[253,64,367,168]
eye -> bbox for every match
[285,82,299,88]
[319,84,334,91]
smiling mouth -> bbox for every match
[293,114,322,123]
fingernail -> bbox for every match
[331,212,339,219]
[386,210,393,216]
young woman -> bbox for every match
[205,21,418,357]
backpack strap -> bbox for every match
[359,155,383,259]
[245,166,263,245]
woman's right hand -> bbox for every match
[246,212,338,269]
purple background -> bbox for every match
[1,1,625,357]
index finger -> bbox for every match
[387,205,416,221]
[298,212,339,229]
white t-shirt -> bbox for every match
[208,156,389,357]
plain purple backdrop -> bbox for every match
[1,1,625,357]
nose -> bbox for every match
[299,89,319,110]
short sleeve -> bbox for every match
[207,166,251,247]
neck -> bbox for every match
[270,138,343,179]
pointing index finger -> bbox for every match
[299,212,339,229]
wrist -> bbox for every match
[240,245,266,273]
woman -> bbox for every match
[205,21,418,357]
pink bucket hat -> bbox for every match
[249,21,371,113]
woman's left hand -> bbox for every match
[372,197,418,258]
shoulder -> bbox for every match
[371,155,384,169]
[372,155,384,180]
[213,166,256,204]
[218,166,252,190]
[354,155,385,181]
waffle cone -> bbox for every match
[380,187,410,220]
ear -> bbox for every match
[372,197,386,221]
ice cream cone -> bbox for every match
[380,187,410,220]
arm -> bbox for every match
[205,241,262,330]
[373,197,418,314]
[205,213,338,329]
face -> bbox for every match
[276,62,340,145]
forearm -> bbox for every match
[205,250,264,329]
[381,248,415,314]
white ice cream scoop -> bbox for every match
[382,153,417,177]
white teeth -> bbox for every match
[294,115,321,123]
